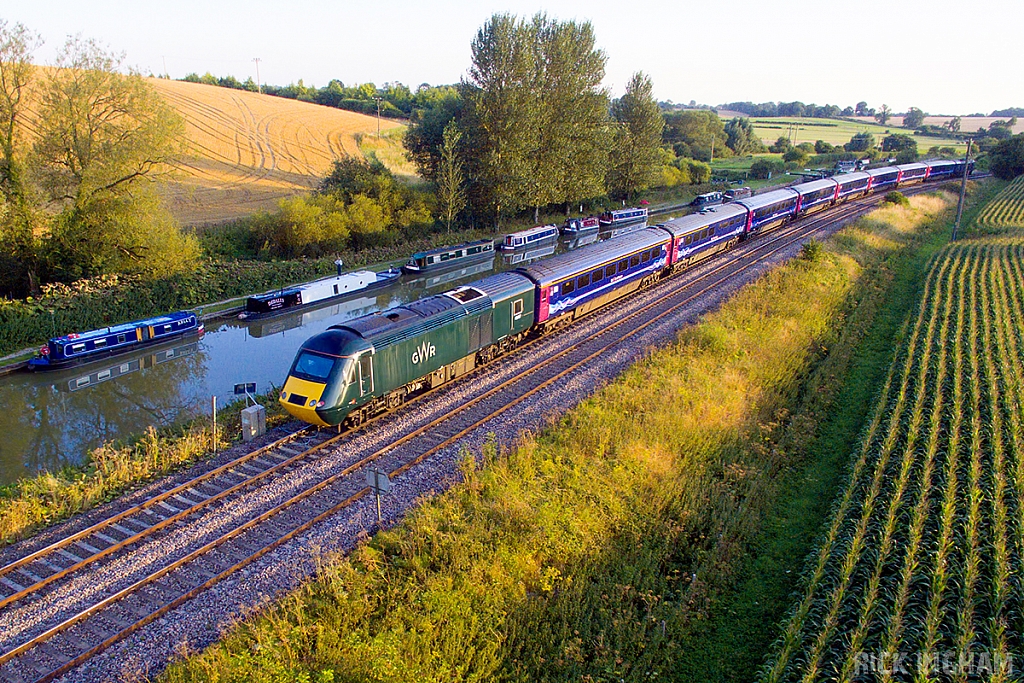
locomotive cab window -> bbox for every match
[294,352,335,382]
[512,298,524,319]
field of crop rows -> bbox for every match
[975,176,1024,232]
[764,236,1024,682]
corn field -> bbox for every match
[975,176,1024,231]
[763,236,1024,682]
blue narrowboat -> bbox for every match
[598,207,648,227]
[500,224,560,251]
[27,311,204,371]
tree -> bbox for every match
[750,158,784,179]
[32,36,196,281]
[402,94,463,180]
[436,121,466,232]
[607,72,663,199]
[663,110,726,161]
[461,13,538,221]
[946,116,962,134]
[989,134,1024,179]
[769,135,792,153]
[846,132,875,152]
[903,107,926,129]
[882,134,917,153]
[855,101,869,116]
[724,117,764,155]
[874,104,891,125]
[815,140,836,154]
[526,14,609,219]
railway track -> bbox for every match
[0,187,939,682]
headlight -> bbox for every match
[308,399,317,407]
[280,391,287,400]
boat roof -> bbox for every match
[517,228,667,286]
[51,310,195,344]
[506,224,558,239]
[411,239,493,260]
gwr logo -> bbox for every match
[412,340,436,364]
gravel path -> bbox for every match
[12,214,857,683]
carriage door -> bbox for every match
[358,353,374,396]
[469,313,492,351]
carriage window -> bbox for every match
[685,235,693,245]
[709,227,716,236]
[618,259,628,273]
[606,265,617,279]
[577,273,591,288]
[630,254,640,267]
[641,250,650,263]
[562,279,575,295]
[592,268,603,282]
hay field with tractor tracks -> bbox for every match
[148,78,406,226]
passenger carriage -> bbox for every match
[924,160,958,180]
[736,188,800,235]
[895,162,928,186]
[517,228,670,331]
[833,171,872,202]
[660,205,747,270]
[793,178,840,216]
[867,166,900,193]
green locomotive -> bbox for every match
[280,272,535,427]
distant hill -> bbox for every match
[148,78,406,226]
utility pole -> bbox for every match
[252,57,262,94]
[710,135,715,163]
[951,138,973,241]
[373,96,383,138]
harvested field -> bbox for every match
[148,78,405,226]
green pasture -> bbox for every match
[750,116,967,152]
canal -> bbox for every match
[0,226,652,484]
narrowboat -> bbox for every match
[240,265,400,320]
[500,224,559,251]
[27,311,204,371]
[691,191,723,208]
[401,240,495,274]
[598,207,648,227]
[561,216,600,235]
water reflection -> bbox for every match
[0,227,654,484]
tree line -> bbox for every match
[181,71,456,119]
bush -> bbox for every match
[750,158,786,179]
[989,134,1024,179]
[783,148,809,165]
[883,191,910,207]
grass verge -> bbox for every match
[0,392,290,546]
[158,185,984,682]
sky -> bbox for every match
[4,0,1020,115]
